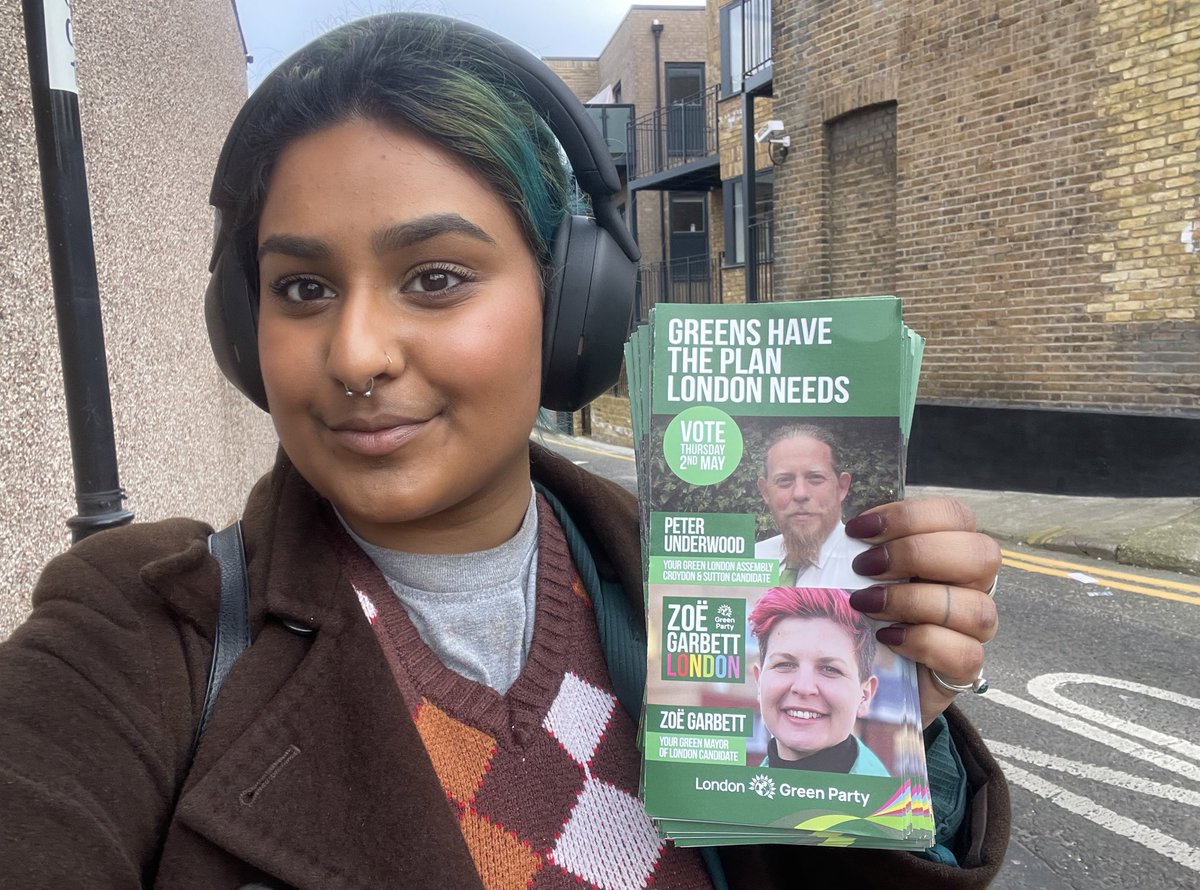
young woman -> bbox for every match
[0,14,1007,888]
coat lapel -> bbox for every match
[173,597,485,889]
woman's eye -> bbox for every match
[405,266,471,293]
[273,277,334,302]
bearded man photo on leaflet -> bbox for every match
[0,12,1007,888]
[755,424,877,589]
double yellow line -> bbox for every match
[1001,548,1200,606]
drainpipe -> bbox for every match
[22,0,133,541]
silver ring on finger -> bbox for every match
[930,669,989,695]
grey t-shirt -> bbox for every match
[339,489,539,694]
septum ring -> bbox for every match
[930,669,989,696]
[344,377,375,398]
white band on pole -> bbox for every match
[44,0,78,94]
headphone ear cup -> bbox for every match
[205,249,269,411]
[541,215,636,411]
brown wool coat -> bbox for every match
[0,445,1009,889]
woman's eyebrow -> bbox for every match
[372,213,496,253]
[257,234,331,262]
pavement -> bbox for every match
[908,484,1200,577]
[547,431,1200,578]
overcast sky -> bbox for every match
[237,0,704,87]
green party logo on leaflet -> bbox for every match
[663,406,743,484]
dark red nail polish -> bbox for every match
[876,625,907,646]
[853,545,890,576]
[845,512,885,539]
[849,586,887,613]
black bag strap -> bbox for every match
[187,521,252,765]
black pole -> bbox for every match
[742,91,758,303]
[22,0,133,541]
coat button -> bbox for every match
[280,618,316,635]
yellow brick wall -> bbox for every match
[1087,0,1199,331]
[769,0,1200,414]
[582,394,633,447]
[543,58,601,101]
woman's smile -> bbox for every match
[324,412,433,458]
[781,707,827,722]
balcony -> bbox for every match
[583,103,634,169]
[627,85,721,192]
[634,255,723,323]
[632,243,775,322]
[721,0,773,97]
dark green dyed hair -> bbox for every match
[220,14,575,293]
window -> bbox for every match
[720,2,744,97]
[670,193,706,234]
[723,170,774,265]
[666,63,704,105]
[723,178,745,263]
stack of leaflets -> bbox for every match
[624,296,933,849]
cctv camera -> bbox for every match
[754,120,785,144]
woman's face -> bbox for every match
[256,118,545,553]
[752,616,878,761]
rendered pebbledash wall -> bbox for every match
[0,0,277,638]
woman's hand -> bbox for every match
[844,497,1000,728]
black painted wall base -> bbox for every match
[907,405,1200,497]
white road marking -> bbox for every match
[1027,673,1200,763]
[985,688,1200,783]
[986,740,1200,807]
[997,759,1200,873]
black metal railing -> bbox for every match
[583,103,634,167]
[748,212,775,301]
[634,254,724,323]
[628,84,719,181]
[742,0,772,84]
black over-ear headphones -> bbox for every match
[205,13,640,413]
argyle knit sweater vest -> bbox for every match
[337,497,712,890]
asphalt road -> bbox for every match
[542,433,1200,890]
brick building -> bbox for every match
[768,0,1200,495]
[558,0,1200,496]
[546,5,710,279]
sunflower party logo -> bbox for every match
[749,775,776,799]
